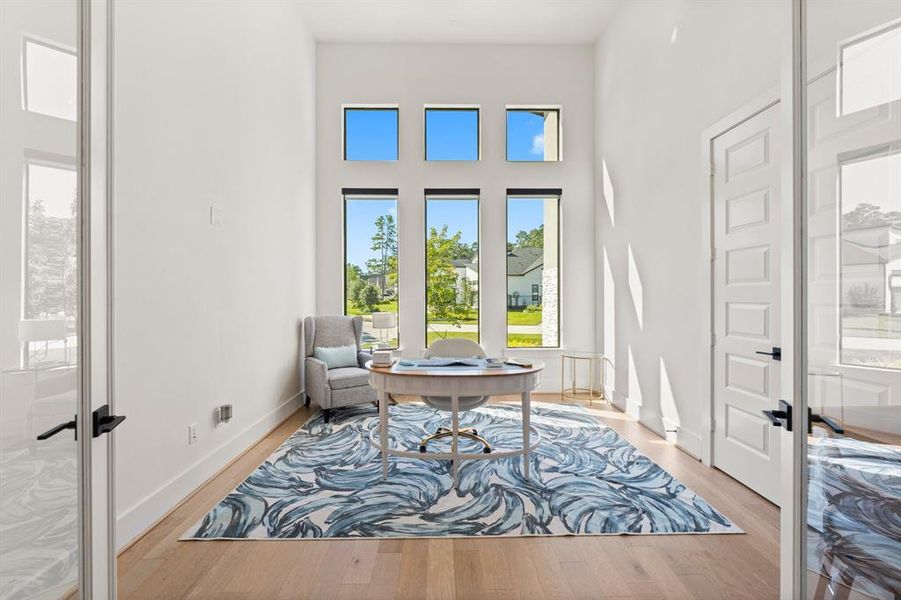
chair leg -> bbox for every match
[303,393,310,407]
[323,409,331,424]
[419,428,490,453]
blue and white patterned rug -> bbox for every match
[184,402,742,539]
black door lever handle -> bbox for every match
[755,346,782,361]
[37,418,76,441]
[809,412,844,434]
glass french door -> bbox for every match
[798,1,901,598]
[0,0,117,598]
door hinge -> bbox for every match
[711,333,716,346]
[710,248,716,262]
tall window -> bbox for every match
[425,192,479,346]
[23,38,77,121]
[424,107,479,161]
[23,161,78,365]
[839,149,901,369]
[506,107,561,162]
[507,192,560,348]
[343,106,398,161]
[344,192,399,349]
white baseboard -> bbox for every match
[607,388,702,460]
[116,394,301,548]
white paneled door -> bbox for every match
[713,104,782,504]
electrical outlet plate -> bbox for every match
[188,423,197,445]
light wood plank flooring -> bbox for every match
[117,396,780,599]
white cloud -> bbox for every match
[530,133,544,156]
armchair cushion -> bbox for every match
[327,367,370,390]
[313,344,358,369]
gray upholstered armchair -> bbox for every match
[302,315,377,422]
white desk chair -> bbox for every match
[420,337,492,453]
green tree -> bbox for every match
[426,225,472,337]
[513,224,544,249]
[353,282,381,312]
[366,214,397,295]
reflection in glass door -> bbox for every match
[0,1,80,598]
[803,3,901,598]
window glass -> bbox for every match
[425,197,479,346]
[507,196,559,347]
[344,108,398,161]
[344,197,399,349]
[24,39,77,121]
[507,109,560,161]
[425,108,479,161]
[840,151,901,368]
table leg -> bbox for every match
[379,388,388,478]
[451,393,460,488]
[589,358,594,406]
[522,388,531,481]
[571,357,576,396]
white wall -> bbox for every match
[594,0,788,456]
[316,44,595,388]
[113,0,316,547]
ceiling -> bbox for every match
[295,0,623,45]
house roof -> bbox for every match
[507,247,543,276]
[453,259,478,271]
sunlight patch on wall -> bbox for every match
[601,158,615,227]
[659,357,681,443]
[603,247,616,395]
[627,243,643,330]
[626,345,642,419]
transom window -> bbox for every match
[343,106,399,161]
[424,107,480,161]
[506,107,561,162]
[23,38,77,122]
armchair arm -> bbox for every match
[304,357,330,408]
[357,350,372,368]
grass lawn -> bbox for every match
[426,331,479,346]
[506,310,542,326]
[346,299,398,316]
[507,333,542,347]
[428,309,478,325]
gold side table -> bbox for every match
[560,351,612,405]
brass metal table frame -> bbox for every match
[560,352,612,405]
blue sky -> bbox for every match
[507,198,545,243]
[345,109,398,160]
[426,199,479,246]
[345,199,396,268]
[425,109,479,160]
[507,111,547,161]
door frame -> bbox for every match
[77,0,117,596]
[699,86,782,468]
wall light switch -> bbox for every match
[210,206,224,228]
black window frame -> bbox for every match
[342,188,401,351]
[505,189,562,349]
[424,189,481,348]
[342,106,399,162]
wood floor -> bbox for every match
[117,395,780,599]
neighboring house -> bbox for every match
[361,272,396,298]
[506,247,544,307]
[842,223,901,313]
[452,258,479,307]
